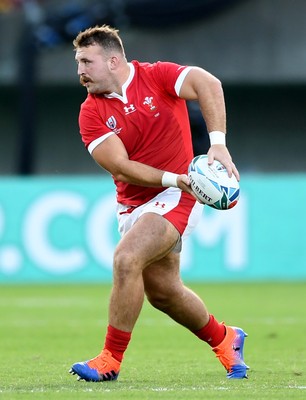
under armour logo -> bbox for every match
[154,201,166,209]
[124,104,136,114]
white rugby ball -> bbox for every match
[188,155,240,210]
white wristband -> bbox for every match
[161,172,179,188]
[209,131,226,146]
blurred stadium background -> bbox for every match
[0,0,306,283]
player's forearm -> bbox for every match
[113,159,166,187]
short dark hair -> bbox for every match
[73,24,124,55]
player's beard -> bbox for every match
[80,77,106,94]
[80,78,95,93]
[80,74,113,94]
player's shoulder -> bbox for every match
[80,93,102,109]
[79,94,105,119]
[132,59,184,72]
[132,60,188,86]
[131,60,155,73]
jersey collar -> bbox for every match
[104,62,135,104]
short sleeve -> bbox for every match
[153,62,192,97]
[79,97,112,152]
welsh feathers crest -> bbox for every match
[143,96,157,111]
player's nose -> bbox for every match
[77,62,86,76]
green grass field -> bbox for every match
[0,282,305,399]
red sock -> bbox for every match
[103,325,131,362]
[192,314,226,348]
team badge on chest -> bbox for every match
[143,96,158,112]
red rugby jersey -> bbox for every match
[79,60,194,205]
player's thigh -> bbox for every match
[114,212,180,269]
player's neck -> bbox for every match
[112,63,131,96]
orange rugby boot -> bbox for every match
[69,349,121,382]
[212,325,249,379]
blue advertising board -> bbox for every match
[0,174,305,283]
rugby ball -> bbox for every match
[188,155,240,210]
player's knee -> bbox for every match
[113,247,141,281]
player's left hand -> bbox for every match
[207,145,240,181]
[177,174,203,203]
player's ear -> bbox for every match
[108,56,119,71]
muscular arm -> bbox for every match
[92,134,163,186]
[179,67,226,133]
[179,67,239,180]
[91,134,192,193]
